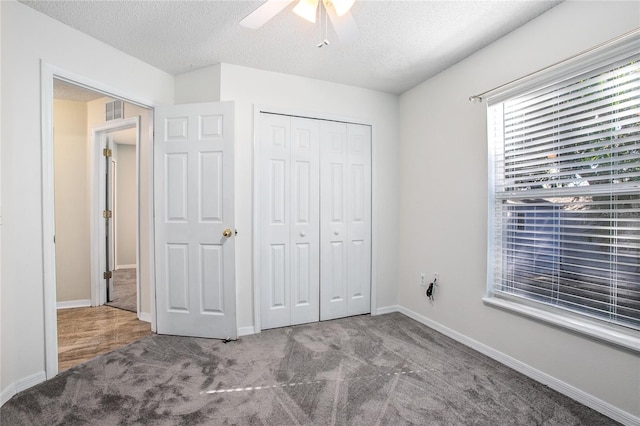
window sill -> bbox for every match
[482,296,640,354]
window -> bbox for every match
[487,39,640,339]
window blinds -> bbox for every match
[488,53,640,330]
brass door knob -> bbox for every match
[223,229,232,238]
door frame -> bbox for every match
[40,62,156,379]
[252,105,378,334]
[91,118,139,308]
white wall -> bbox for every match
[175,65,221,104]
[398,0,640,419]
[115,144,137,268]
[0,0,172,398]
[215,63,400,329]
[53,99,91,302]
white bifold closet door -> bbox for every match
[319,121,371,321]
[258,113,371,330]
[259,114,320,329]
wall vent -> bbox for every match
[105,100,124,121]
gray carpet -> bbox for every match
[0,313,616,425]
[106,268,137,312]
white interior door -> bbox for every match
[320,122,372,321]
[106,136,115,302]
[154,101,236,339]
[259,114,320,329]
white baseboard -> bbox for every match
[375,305,399,315]
[57,299,91,309]
[16,371,46,392]
[396,306,639,426]
[138,312,151,323]
[238,326,255,337]
[0,383,16,407]
[0,371,46,408]
[115,264,136,270]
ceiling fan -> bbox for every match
[240,0,358,45]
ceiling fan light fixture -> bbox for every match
[293,0,319,23]
[331,0,355,16]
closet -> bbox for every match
[258,112,372,330]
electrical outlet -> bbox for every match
[420,273,426,286]
[434,273,439,284]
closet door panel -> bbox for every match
[290,118,320,325]
[346,124,372,316]
[259,114,292,329]
[320,121,348,321]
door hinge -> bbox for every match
[103,148,112,157]
[103,210,112,219]
[103,271,112,279]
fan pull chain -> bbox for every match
[317,1,321,46]
[325,4,329,46]
[317,0,329,48]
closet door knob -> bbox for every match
[300,232,306,237]
[223,229,232,238]
[333,230,339,236]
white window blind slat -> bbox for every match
[494,185,640,200]
[504,161,640,187]
[503,55,640,114]
[497,283,639,307]
[494,289,640,326]
[503,129,637,161]
[505,142,639,173]
[504,67,640,119]
[503,115,639,149]
[504,92,640,139]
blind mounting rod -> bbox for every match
[468,28,640,103]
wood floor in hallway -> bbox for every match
[57,305,152,372]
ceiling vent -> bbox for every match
[105,100,124,121]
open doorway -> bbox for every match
[52,78,152,371]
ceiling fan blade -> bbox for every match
[326,6,358,43]
[240,0,296,29]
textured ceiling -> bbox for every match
[23,0,562,95]
[54,79,105,102]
